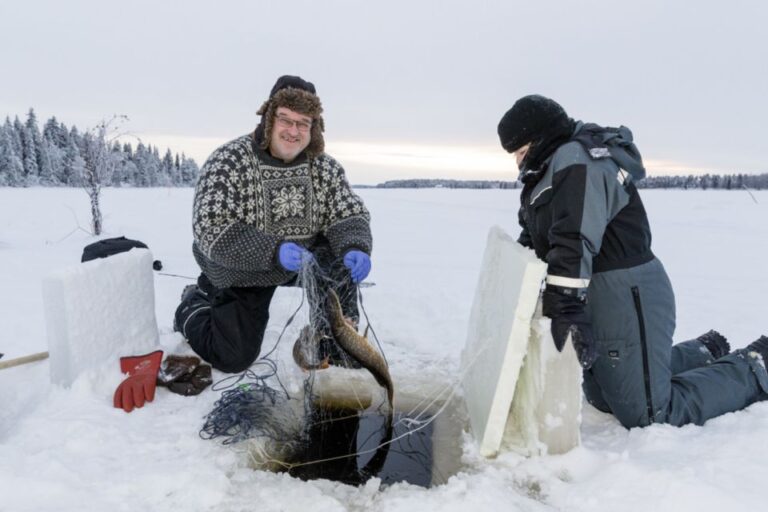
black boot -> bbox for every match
[698,330,730,359]
[746,335,768,363]
[173,284,210,336]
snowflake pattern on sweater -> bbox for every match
[271,185,305,221]
[191,135,371,288]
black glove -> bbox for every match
[542,285,597,369]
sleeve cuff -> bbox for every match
[545,274,590,289]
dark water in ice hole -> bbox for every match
[287,403,464,488]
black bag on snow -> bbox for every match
[81,236,162,270]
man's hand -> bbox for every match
[343,250,371,283]
[542,285,597,369]
[278,242,314,272]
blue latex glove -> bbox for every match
[278,242,313,272]
[343,250,371,283]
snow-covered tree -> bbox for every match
[25,108,56,185]
[62,127,83,186]
[1,108,197,187]
[21,125,39,185]
[0,127,24,186]
[11,117,24,157]
[80,116,127,234]
[179,153,199,185]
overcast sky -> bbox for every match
[2,0,766,184]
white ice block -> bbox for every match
[461,226,547,457]
[502,309,582,456]
[461,226,581,457]
[42,248,159,386]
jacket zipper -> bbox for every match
[631,286,655,424]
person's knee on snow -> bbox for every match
[173,284,210,336]
[582,370,613,413]
[209,352,258,374]
[611,401,657,429]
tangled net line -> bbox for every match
[198,255,375,446]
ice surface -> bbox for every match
[42,248,159,386]
[1,187,768,511]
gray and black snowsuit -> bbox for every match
[517,122,768,428]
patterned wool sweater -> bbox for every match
[192,135,372,288]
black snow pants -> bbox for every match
[582,258,768,428]
[180,245,359,373]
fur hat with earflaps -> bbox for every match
[255,75,325,158]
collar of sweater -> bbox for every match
[250,131,309,168]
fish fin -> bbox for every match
[342,315,358,330]
[363,324,370,339]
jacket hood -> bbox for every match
[572,122,646,181]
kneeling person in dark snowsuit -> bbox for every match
[497,95,768,428]
[174,76,373,373]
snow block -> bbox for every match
[461,226,581,457]
[42,248,159,387]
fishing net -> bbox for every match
[197,252,464,483]
[199,251,370,449]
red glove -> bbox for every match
[113,350,163,413]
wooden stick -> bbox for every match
[0,351,49,371]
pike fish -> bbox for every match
[326,289,394,414]
[292,325,330,371]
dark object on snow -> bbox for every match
[747,335,768,362]
[167,364,212,396]
[698,330,730,359]
[82,236,147,261]
[81,236,162,270]
[157,354,201,384]
[200,381,290,445]
[156,354,212,396]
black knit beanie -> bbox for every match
[497,95,571,153]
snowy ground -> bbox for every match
[0,187,766,512]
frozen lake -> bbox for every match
[0,187,766,511]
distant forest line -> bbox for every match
[2,109,765,191]
[0,109,199,187]
[360,173,768,190]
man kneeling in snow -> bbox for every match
[174,76,373,373]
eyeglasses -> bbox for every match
[275,114,312,132]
